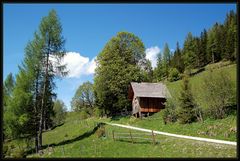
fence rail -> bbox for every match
[112,130,159,145]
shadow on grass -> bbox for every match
[116,139,160,145]
[110,115,130,121]
[26,122,106,156]
[49,123,65,131]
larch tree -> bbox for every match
[37,9,68,150]
[3,73,15,140]
[4,10,68,153]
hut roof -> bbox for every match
[130,82,171,98]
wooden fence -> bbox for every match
[112,130,159,145]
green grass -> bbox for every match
[4,111,236,158]
[108,112,237,141]
[166,62,236,109]
[24,113,236,158]
[4,62,237,158]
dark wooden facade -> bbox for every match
[139,97,166,113]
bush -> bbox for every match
[11,148,26,158]
[163,98,177,124]
[3,144,9,158]
[79,110,89,120]
[96,125,106,138]
[168,68,180,82]
[201,70,236,119]
[93,108,102,118]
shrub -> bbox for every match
[201,70,236,119]
[163,98,177,124]
[3,144,9,158]
[11,148,26,158]
[93,108,103,118]
[79,110,89,120]
[96,125,106,138]
[168,68,180,82]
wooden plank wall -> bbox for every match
[139,97,166,113]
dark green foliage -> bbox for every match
[182,32,196,70]
[223,10,237,61]
[201,70,236,119]
[163,98,177,124]
[177,74,197,124]
[94,32,147,116]
[198,29,208,67]
[170,42,184,73]
[207,23,222,63]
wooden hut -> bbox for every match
[128,82,171,117]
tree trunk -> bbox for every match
[212,51,215,63]
[43,109,46,131]
[34,70,39,153]
[38,40,50,150]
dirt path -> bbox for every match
[103,122,237,146]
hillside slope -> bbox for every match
[5,62,237,158]
[25,112,236,158]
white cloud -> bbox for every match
[86,56,97,75]
[145,46,160,69]
[62,52,96,78]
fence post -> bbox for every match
[62,146,65,157]
[112,130,115,141]
[129,130,134,144]
[152,130,156,145]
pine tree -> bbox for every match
[170,42,184,73]
[162,43,171,78]
[199,29,208,67]
[224,10,237,61]
[193,37,201,68]
[182,32,196,71]
[153,52,164,81]
[177,74,197,124]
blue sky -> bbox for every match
[3,3,236,111]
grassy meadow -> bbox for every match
[4,62,237,158]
